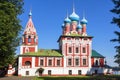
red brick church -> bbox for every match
[8,8,112,76]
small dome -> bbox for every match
[61,24,65,28]
[64,17,71,23]
[81,17,88,24]
[69,12,79,21]
[77,23,82,29]
[29,11,32,16]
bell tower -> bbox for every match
[20,10,38,54]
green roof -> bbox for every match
[69,33,82,36]
[19,49,63,57]
[57,35,93,42]
[63,34,93,37]
[92,50,105,58]
[19,49,104,58]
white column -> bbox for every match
[88,42,92,75]
[64,57,66,67]
[35,45,38,52]
[20,46,23,54]
[32,57,35,68]
[18,57,22,75]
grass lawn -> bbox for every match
[33,75,120,80]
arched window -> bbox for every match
[25,47,29,53]
[68,58,72,66]
[95,60,98,66]
[25,61,31,66]
[82,47,86,53]
[83,59,86,66]
[28,36,31,42]
[34,36,36,42]
[69,47,72,53]
[76,47,79,53]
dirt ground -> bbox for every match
[0,76,35,80]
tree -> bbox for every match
[0,0,23,68]
[110,0,120,66]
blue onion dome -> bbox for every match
[69,11,79,21]
[61,23,65,28]
[80,17,88,24]
[77,22,82,29]
[64,17,71,23]
[29,11,32,16]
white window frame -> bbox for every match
[47,58,53,67]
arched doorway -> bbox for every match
[36,68,44,76]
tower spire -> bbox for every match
[24,9,37,35]
[81,11,88,24]
[73,1,75,13]
[83,10,87,20]
[67,10,68,18]
[64,11,71,23]
[83,10,85,19]
[69,1,79,21]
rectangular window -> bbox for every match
[48,59,52,66]
[83,47,86,53]
[76,47,79,53]
[69,47,72,53]
[78,70,82,75]
[40,59,44,66]
[75,58,79,66]
[83,59,86,66]
[26,71,29,75]
[68,58,72,66]
[48,70,51,75]
[68,70,72,75]
[57,60,60,66]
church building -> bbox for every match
[17,8,111,76]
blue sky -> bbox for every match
[18,0,119,66]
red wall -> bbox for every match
[22,57,32,67]
[35,57,39,67]
[29,47,35,52]
[100,58,104,67]
[91,58,94,67]
[23,47,35,54]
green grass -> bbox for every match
[33,75,120,80]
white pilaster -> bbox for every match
[32,57,35,68]
[64,57,66,67]
[20,46,23,54]
[18,57,22,75]
[35,45,38,52]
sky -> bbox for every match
[18,0,119,67]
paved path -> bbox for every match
[0,76,35,80]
